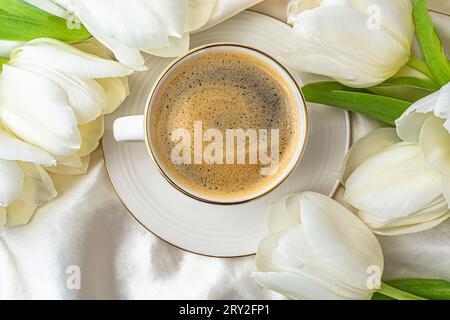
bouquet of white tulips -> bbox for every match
[252,192,450,300]
[0,0,261,226]
[0,3,131,226]
[0,38,132,226]
[250,0,450,301]
[295,0,450,236]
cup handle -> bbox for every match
[113,115,145,142]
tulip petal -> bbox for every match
[396,89,441,143]
[268,194,301,234]
[340,128,400,183]
[186,0,216,32]
[0,159,24,207]
[63,77,106,124]
[0,64,81,157]
[198,0,262,31]
[269,192,384,277]
[256,192,383,300]
[364,212,450,236]
[273,228,318,274]
[22,0,69,18]
[0,206,6,227]
[443,175,450,206]
[78,34,143,71]
[46,155,90,175]
[19,163,57,206]
[255,226,373,300]
[142,33,190,58]
[396,111,431,144]
[70,0,186,69]
[0,129,56,166]
[78,116,104,157]
[4,200,38,228]
[285,5,410,87]
[287,0,321,21]
[255,231,285,273]
[359,196,450,235]
[11,38,133,78]
[344,0,413,49]
[73,40,130,114]
[299,192,383,286]
[55,153,83,168]
[0,40,23,59]
[12,59,107,124]
[420,116,450,176]
[74,38,113,59]
[96,78,129,114]
[397,83,450,144]
[252,272,349,300]
[433,82,450,121]
[345,143,443,217]
[281,50,386,88]
[256,227,319,274]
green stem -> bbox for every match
[0,57,8,72]
[377,282,428,300]
[412,0,450,86]
[407,56,435,80]
[302,81,411,126]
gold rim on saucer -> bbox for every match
[100,9,357,258]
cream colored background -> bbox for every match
[1,0,450,299]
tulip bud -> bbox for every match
[396,82,450,177]
[252,192,384,300]
[0,38,131,171]
[28,0,262,70]
[342,128,450,235]
[0,128,57,227]
[283,0,414,88]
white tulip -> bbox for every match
[0,126,57,227]
[0,40,23,59]
[343,84,450,234]
[27,0,262,70]
[0,38,132,173]
[282,0,414,88]
[342,128,450,235]
[396,82,450,177]
[252,192,384,300]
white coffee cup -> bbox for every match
[113,43,308,205]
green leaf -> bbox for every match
[412,0,450,86]
[0,0,90,42]
[0,56,7,72]
[374,279,450,300]
[302,82,411,126]
[368,86,432,104]
[378,77,440,91]
[407,56,435,79]
[372,292,395,300]
[375,282,428,300]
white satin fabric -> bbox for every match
[1,0,450,300]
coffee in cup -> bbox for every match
[114,44,308,204]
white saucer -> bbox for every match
[102,11,351,257]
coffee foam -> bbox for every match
[150,49,300,200]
